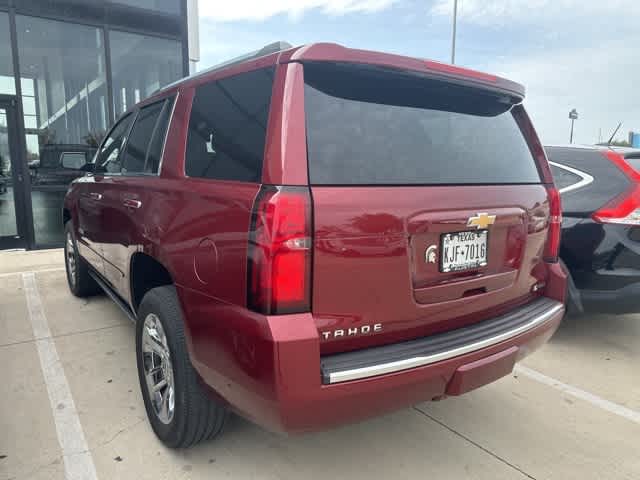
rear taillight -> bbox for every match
[593,151,640,226]
[247,186,312,315]
[544,185,562,263]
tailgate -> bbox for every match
[302,62,551,355]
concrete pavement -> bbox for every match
[1,249,639,480]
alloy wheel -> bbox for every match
[65,232,76,287]
[141,313,175,425]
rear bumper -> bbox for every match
[186,292,564,434]
[561,221,640,313]
[564,259,640,314]
[273,299,563,433]
[579,282,640,314]
[320,297,562,384]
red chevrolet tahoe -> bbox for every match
[62,42,567,448]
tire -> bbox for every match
[64,222,100,297]
[136,285,226,448]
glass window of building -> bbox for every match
[110,31,182,118]
[0,105,17,242]
[16,15,108,246]
[111,0,181,15]
[0,12,18,242]
[0,12,15,95]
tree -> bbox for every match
[83,130,106,147]
[596,140,631,147]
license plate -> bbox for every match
[440,230,488,273]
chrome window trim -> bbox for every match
[549,161,594,194]
[325,301,564,384]
[157,92,179,176]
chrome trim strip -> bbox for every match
[326,301,564,384]
[549,161,594,194]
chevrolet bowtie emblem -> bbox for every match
[467,213,496,229]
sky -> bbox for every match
[196,0,639,145]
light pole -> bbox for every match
[451,0,458,64]
[569,108,578,144]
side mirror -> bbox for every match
[60,152,88,170]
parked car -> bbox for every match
[546,145,640,314]
[28,144,97,187]
[63,42,566,448]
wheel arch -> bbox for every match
[63,207,71,225]
[129,252,175,314]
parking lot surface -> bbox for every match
[1,249,639,480]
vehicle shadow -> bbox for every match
[550,310,640,344]
[178,407,499,479]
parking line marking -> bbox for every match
[22,272,99,480]
[515,365,640,425]
[0,267,65,278]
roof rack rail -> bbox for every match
[158,41,292,93]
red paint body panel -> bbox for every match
[162,88,191,179]
[279,43,524,98]
[62,42,567,435]
[177,281,562,433]
[262,63,309,185]
[445,346,519,396]
[311,185,552,355]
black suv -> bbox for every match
[547,145,640,314]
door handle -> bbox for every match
[123,198,142,209]
[86,192,102,200]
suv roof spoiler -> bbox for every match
[155,40,523,101]
[158,41,292,93]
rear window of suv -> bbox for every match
[303,62,541,185]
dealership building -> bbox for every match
[0,0,198,249]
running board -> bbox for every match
[89,271,137,324]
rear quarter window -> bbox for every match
[185,67,275,182]
[550,164,583,191]
[303,63,541,185]
[625,156,640,172]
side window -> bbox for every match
[185,67,275,182]
[95,114,133,174]
[145,98,174,174]
[550,164,583,191]
[121,99,172,174]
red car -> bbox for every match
[63,42,566,448]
